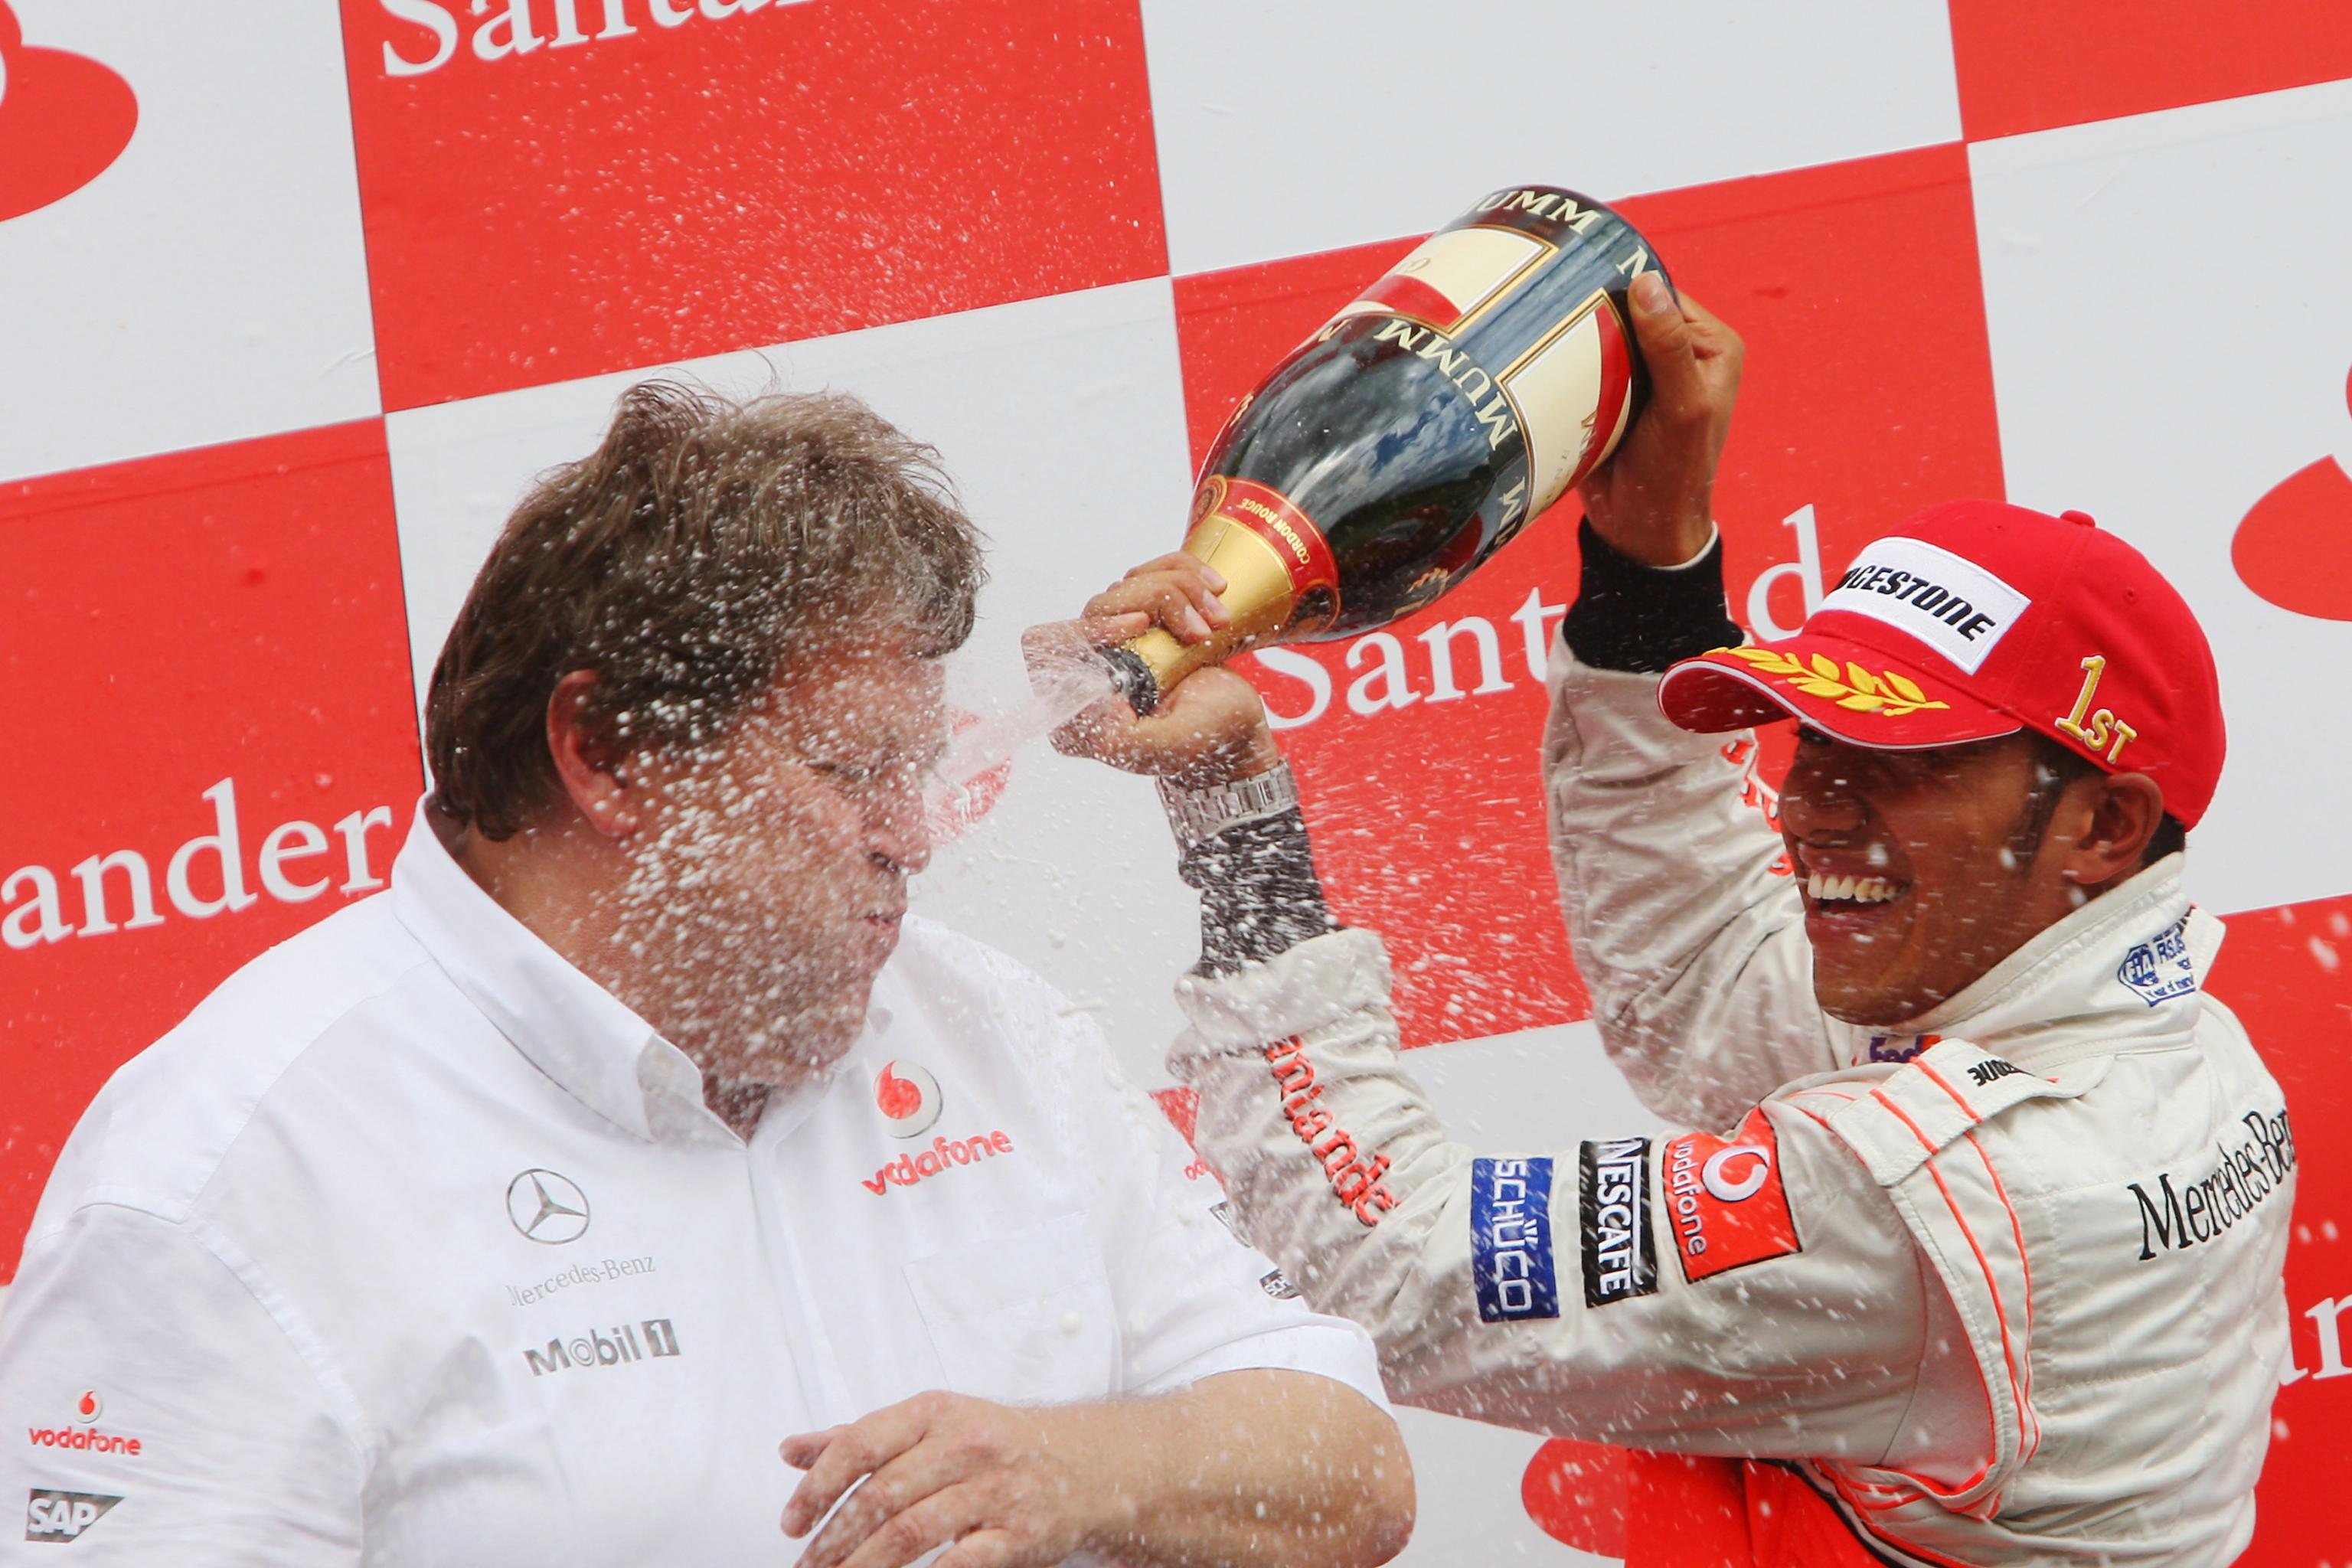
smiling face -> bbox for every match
[603,633,946,1088]
[1779,725,2096,1027]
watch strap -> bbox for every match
[1156,763,1299,852]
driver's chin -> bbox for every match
[1810,946,1937,1030]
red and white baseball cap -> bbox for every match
[1658,500,2226,827]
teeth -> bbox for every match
[1806,874,1901,905]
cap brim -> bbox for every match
[1658,634,2022,750]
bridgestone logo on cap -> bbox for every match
[1818,537,2030,675]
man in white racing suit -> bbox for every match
[1056,275,2294,1566]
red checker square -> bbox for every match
[342,0,1168,411]
[1172,145,2006,1048]
[0,423,423,1279]
[2208,890,2352,1566]
[1950,0,2352,142]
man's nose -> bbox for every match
[1780,748,1867,836]
[869,782,933,878]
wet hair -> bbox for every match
[426,381,987,841]
[2027,733,2186,869]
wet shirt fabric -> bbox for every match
[0,802,1383,1564]
[1168,644,2294,1568]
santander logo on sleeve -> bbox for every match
[0,0,136,224]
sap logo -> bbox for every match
[1967,1058,2024,1089]
[24,1490,122,1543]
[522,1317,681,1376]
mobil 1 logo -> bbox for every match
[25,1491,122,1543]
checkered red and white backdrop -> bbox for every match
[4,2,2350,1560]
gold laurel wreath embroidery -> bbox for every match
[1714,647,1950,717]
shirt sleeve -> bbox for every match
[1168,931,1936,1464]
[1047,1009,1389,1413]
[1544,635,1846,1127]
[0,1204,364,1563]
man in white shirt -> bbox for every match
[0,384,1411,1566]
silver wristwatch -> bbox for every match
[1156,762,1300,852]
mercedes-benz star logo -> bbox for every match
[506,1168,590,1245]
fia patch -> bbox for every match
[1662,1109,1802,1283]
[2117,916,2196,1006]
[1471,1157,1560,1322]
[1576,1138,1658,1307]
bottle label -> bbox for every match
[1492,289,1635,521]
[1317,198,1646,534]
[1329,224,1555,336]
[1190,475,1341,612]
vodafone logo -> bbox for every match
[0,0,136,224]
[25,1388,140,1459]
[1699,1145,1772,1204]
[1663,1109,1802,1284]
[2233,361,2352,623]
[874,1060,942,1138]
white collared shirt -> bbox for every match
[0,802,1383,1563]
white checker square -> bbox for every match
[1143,0,1964,276]
[1972,77,2352,916]
[0,0,377,484]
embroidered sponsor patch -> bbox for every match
[1576,1138,1658,1307]
[1817,535,2030,674]
[1662,1109,1802,1283]
[1967,1057,2024,1088]
[1865,1031,1939,1064]
[2125,1106,2295,1261]
[2117,915,2197,1006]
[25,1490,122,1543]
[1471,1157,1560,1322]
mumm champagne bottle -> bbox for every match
[1104,185,1668,713]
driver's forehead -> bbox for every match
[1793,728,2035,791]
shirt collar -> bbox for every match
[1854,853,2222,1068]
[386,797,734,1147]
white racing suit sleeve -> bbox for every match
[0,1204,364,1562]
[1170,938,1933,1462]
[1062,1009,1390,1407]
[1544,641,1844,1126]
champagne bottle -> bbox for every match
[1104,185,1668,713]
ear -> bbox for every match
[546,670,640,840]
[2062,770,2167,890]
